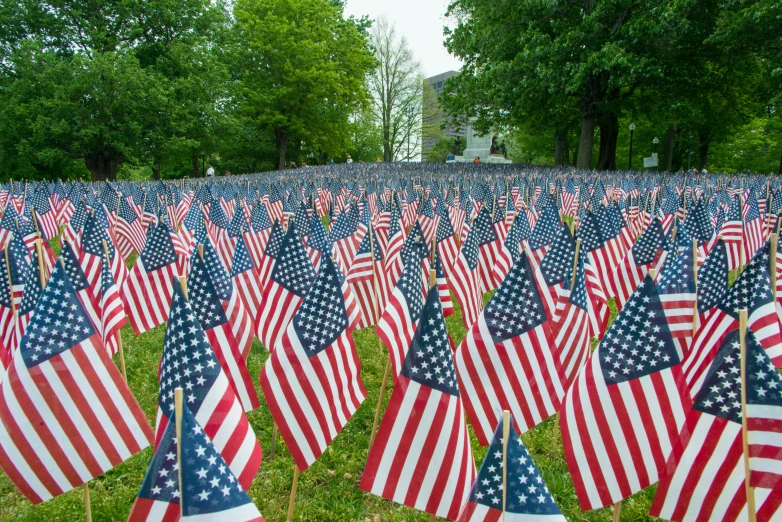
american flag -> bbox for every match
[27,184,59,242]
[330,204,359,269]
[155,278,262,490]
[187,253,259,412]
[115,197,146,258]
[79,211,127,291]
[59,242,101,334]
[256,220,284,287]
[552,251,592,384]
[697,237,730,321]
[720,197,743,270]
[6,232,30,307]
[97,249,126,358]
[528,203,560,265]
[0,254,16,367]
[303,215,333,270]
[129,402,264,522]
[230,235,262,320]
[123,222,180,334]
[561,273,689,510]
[14,245,45,355]
[417,195,438,246]
[347,224,386,328]
[376,233,427,377]
[200,240,255,361]
[490,211,523,290]
[179,200,204,255]
[255,222,315,351]
[455,413,566,522]
[471,206,501,294]
[537,223,576,321]
[0,205,19,247]
[609,218,668,310]
[744,195,765,263]
[382,195,406,291]
[650,327,782,521]
[0,261,152,504]
[455,250,566,445]
[447,212,483,330]
[259,255,366,470]
[361,285,475,519]
[432,242,454,318]
[435,201,460,275]
[244,203,272,268]
[657,245,697,353]
[684,242,782,393]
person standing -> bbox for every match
[206,164,215,177]
[346,155,353,164]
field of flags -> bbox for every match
[0,163,780,521]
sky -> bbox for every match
[343,0,462,78]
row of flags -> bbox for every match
[0,165,778,521]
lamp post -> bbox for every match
[628,123,636,170]
[653,137,659,170]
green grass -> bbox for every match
[0,248,661,521]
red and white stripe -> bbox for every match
[123,260,177,335]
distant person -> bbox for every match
[206,165,215,177]
[473,156,481,164]
[301,161,307,168]
[329,159,335,165]
[446,152,455,163]
[346,155,353,164]
[225,170,232,177]
[290,161,297,169]
[376,157,382,163]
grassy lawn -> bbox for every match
[0,245,661,521]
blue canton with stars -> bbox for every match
[81,212,116,259]
[530,204,561,251]
[717,242,774,319]
[399,286,458,396]
[60,242,90,292]
[141,222,177,272]
[19,262,96,368]
[576,210,604,254]
[270,225,316,297]
[187,254,229,331]
[19,247,44,316]
[395,246,426,322]
[539,223,575,287]
[250,203,272,232]
[159,278,221,417]
[483,252,546,344]
[698,239,729,312]
[401,222,428,267]
[600,275,680,384]
[226,207,247,239]
[471,206,498,248]
[632,219,667,266]
[657,245,696,296]
[307,216,333,256]
[292,256,348,357]
[264,220,285,259]
[230,235,255,278]
[201,240,233,301]
[467,414,563,516]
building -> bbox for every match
[423,71,466,161]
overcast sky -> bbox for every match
[343,0,462,78]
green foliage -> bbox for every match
[425,136,465,163]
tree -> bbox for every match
[368,16,424,162]
[232,0,375,170]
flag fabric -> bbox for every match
[155,278,262,490]
[455,250,566,445]
[13,245,45,355]
[27,185,59,242]
[346,225,386,328]
[230,234,263,321]
[650,327,782,522]
[447,216,483,331]
[472,206,502,294]
[609,218,668,310]
[255,222,315,351]
[123,223,180,334]
[552,252,593,384]
[697,237,730,321]
[656,245,697,354]
[361,285,475,520]
[432,242,454,318]
[561,274,688,510]
[744,195,765,263]
[0,261,152,504]
[97,249,126,358]
[455,413,566,522]
[259,256,366,470]
[129,402,264,522]
[187,253,259,412]
[256,220,285,287]
[115,197,146,259]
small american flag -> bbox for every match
[608,218,668,310]
[471,206,501,294]
[97,249,126,358]
[455,250,566,445]
[256,220,284,287]
[27,184,59,242]
[455,413,566,521]
[432,242,454,318]
[561,273,688,510]
[187,253,259,412]
[361,285,475,519]
[129,402,264,522]
[744,195,765,263]
[697,237,729,321]
[115,197,146,258]
[230,234,262,320]
[155,278,262,490]
[243,202,272,268]
[657,246,697,354]
[720,197,743,270]
[447,214,483,331]
[552,252,592,384]
[346,224,386,328]
[0,261,152,503]
[651,327,782,521]
[259,255,366,470]
[255,222,315,351]
[528,203,560,264]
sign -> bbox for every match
[643,153,659,168]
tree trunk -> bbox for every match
[576,110,596,169]
[383,128,392,162]
[191,153,200,178]
[275,129,289,170]
[554,133,568,166]
[778,151,782,175]
[596,112,618,171]
[152,157,161,180]
[663,123,676,172]
[698,132,709,170]
[84,147,122,182]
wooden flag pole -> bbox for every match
[739,309,757,522]
[102,240,127,381]
[5,241,17,322]
[368,223,380,326]
[570,239,582,293]
[501,410,510,522]
[287,465,301,522]
[84,482,92,522]
[175,387,185,517]
[34,240,46,290]
[771,233,778,301]
[612,501,622,522]
[692,239,699,338]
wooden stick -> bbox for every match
[501,410,510,521]
[612,500,622,522]
[5,242,17,321]
[739,309,757,522]
[179,276,188,300]
[175,387,185,516]
[370,357,391,448]
[368,225,380,325]
[102,240,126,381]
[570,239,581,293]
[286,465,300,522]
[34,240,46,290]
[84,483,92,522]
[270,423,279,459]
[649,268,657,281]
[693,239,699,338]
[771,233,778,301]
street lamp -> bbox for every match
[628,123,636,170]
[653,137,660,171]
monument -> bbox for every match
[455,119,512,163]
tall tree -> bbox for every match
[232,0,375,170]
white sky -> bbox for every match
[344,0,462,78]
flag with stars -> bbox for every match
[60,241,102,336]
[129,401,264,522]
[650,327,782,522]
[490,211,525,290]
[115,197,146,259]
[684,241,782,395]
[12,244,46,355]
[720,196,744,270]
[376,235,428,378]
[609,217,668,311]
[97,248,126,358]
[255,222,316,351]
[552,250,593,384]
[537,222,576,321]
[470,206,502,294]
[561,274,689,510]
[697,237,730,321]
[447,213,483,331]
[303,214,333,270]
[361,285,475,520]
[123,222,182,334]
[256,219,284,288]
[382,195,407,291]
[231,234,263,321]
[433,241,454,318]
[187,253,259,412]
[657,245,697,354]
[0,253,14,374]
[744,194,765,263]
[0,261,153,504]
[155,278,262,490]
[79,211,128,292]
[259,255,366,470]
[455,413,566,522]
[528,203,561,265]
[243,203,272,268]
[346,224,386,328]
[435,200,460,275]
[455,250,566,446]
[28,184,59,242]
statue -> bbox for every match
[500,141,507,159]
[455,136,461,155]
[490,136,499,155]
